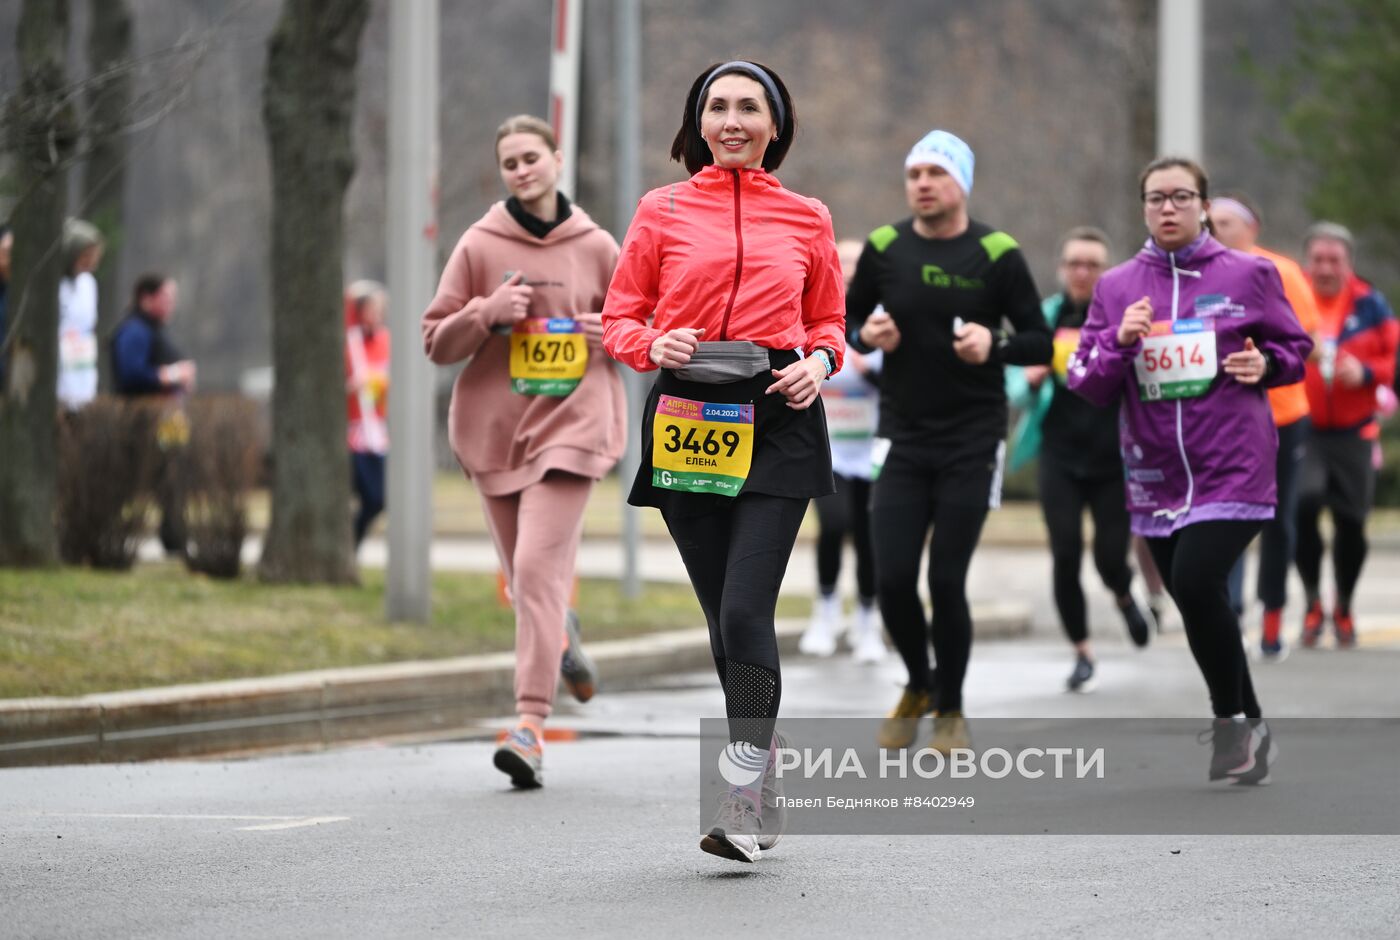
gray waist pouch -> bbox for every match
[670,340,770,384]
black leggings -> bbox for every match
[662,493,808,749]
[871,449,998,713]
[1295,430,1373,612]
[813,473,875,600]
[1038,459,1133,645]
[1296,509,1368,613]
[1146,520,1263,720]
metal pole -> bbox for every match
[385,0,438,622]
[615,0,643,599]
[1157,0,1203,158]
[550,0,584,198]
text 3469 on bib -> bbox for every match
[651,395,754,497]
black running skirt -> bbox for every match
[628,348,835,516]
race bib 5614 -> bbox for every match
[1135,318,1217,401]
[652,395,754,497]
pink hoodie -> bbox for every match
[422,202,626,496]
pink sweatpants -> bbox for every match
[480,471,594,721]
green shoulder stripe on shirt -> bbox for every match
[980,231,1019,263]
[868,224,899,253]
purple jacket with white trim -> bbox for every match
[1067,233,1314,535]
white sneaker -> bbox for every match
[756,731,789,851]
[1147,591,1178,634]
[700,791,762,863]
[849,605,886,664]
[799,595,841,656]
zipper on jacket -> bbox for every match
[718,170,744,341]
[1156,250,1199,522]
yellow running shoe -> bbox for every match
[877,688,934,749]
[926,711,972,757]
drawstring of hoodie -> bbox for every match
[1153,251,1203,523]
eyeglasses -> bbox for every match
[1062,259,1103,271]
[1141,190,1200,210]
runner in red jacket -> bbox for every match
[603,60,844,866]
[1297,222,1399,648]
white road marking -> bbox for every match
[236,816,350,831]
[31,812,350,830]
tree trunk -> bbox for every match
[0,0,75,566]
[257,0,369,584]
[1124,0,1157,176]
[83,0,133,394]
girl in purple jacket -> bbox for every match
[1068,157,1313,786]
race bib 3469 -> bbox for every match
[651,395,754,497]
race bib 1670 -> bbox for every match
[510,318,588,396]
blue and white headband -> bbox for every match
[696,61,786,136]
[904,129,975,196]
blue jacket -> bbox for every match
[111,311,180,395]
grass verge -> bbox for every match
[0,564,805,699]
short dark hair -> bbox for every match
[1059,225,1111,257]
[670,61,796,176]
[132,272,168,308]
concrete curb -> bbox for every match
[0,604,1030,767]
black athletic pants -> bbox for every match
[351,451,387,548]
[1146,520,1264,719]
[1227,416,1308,612]
[871,442,1002,714]
[1296,429,1373,612]
[813,473,875,600]
[663,493,808,749]
[1038,457,1133,645]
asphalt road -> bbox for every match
[4,619,1398,938]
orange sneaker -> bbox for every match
[1301,600,1325,649]
[1334,609,1357,649]
[1260,608,1286,661]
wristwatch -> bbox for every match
[812,347,835,377]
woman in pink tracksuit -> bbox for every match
[1068,157,1312,786]
[423,115,626,790]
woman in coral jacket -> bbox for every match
[603,61,845,865]
[422,115,626,791]
[1068,157,1312,788]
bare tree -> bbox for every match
[0,0,75,566]
[257,0,369,584]
[1121,0,1157,175]
[82,0,133,393]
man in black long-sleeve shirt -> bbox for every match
[845,129,1051,756]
